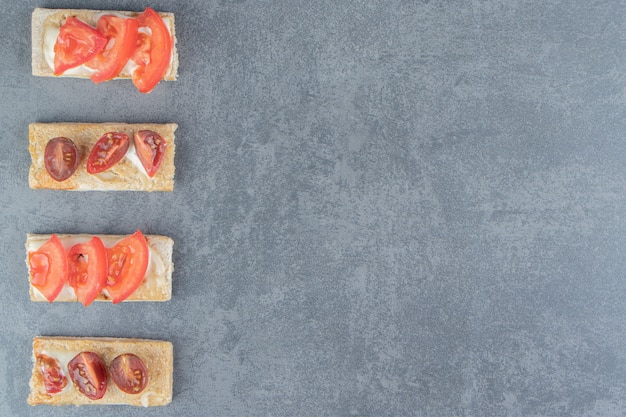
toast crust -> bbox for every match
[26,233,174,302]
[32,8,178,80]
[28,337,173,406]
[29,122,177,191]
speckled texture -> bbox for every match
[1,1,626,416]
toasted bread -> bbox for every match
[26,233,173,302]
[29,122,177,191]
[32,8,178,81]
[28,336,173,406]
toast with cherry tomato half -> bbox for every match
[29,122,176,191]
[26,233,173,304]
[28,337,173,406]
[32,7,178,93]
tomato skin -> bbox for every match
[29,234,68,303]
[67,352,107,400]
[37,354,68,394]
[44,137,80,182]
[54,17,108,75]
[131,8,172,93]
[109,354,149,394]
[67,237,108,307]
[105,230,149,304]
[86,132,130,174]
[86,15,139,84]
[133,130,167,177]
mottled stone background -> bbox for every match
[1,0,626,416]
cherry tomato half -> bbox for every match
[67,237,107,306]
[109,353,149,394]
[44,137,80,182]
[131,8,172,93]
[105,230,149,304]
[133,130,167,177]
[86,15,139,83]
[86,132,130,174]
[37,354,68,394]
[67,352,107,400]
[54,17,108,75]
[29,234,68,303]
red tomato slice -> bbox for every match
[133,130,167,177]
[44,137,80,182]
[131,33,151,66]
[37,354,68,394]
[29,234,68,303]
[109,354,149,394]
[86,15,139,84]
[67,237,107,307]
[105,230,149,304]
[86,132,130,174]
[131,8,172,93]
[54,17,108,75]
[67,352,107,400]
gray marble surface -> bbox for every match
[1,0,626,416]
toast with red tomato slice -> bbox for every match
[29,122,176,191]
[32,7,178,93]
[28,336,173,406]
[26,232,173,305]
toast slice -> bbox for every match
[27,233,173,303]
[29,122,177,191]
[28,336,173,406]
[32,7,178,81]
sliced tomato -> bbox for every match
[131,33,151,67]
[105,231,149,304]
[109,354,149,394]
[44,137,80,182]
[29,235,68,303]
[133,130,167,177]
[54,17,108,75]
[86,132,130,174]
[131,7,172,93]
[37,354,68,394]
[86,15,139,83]
[67,237,107,307]
[67,352,107,400]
